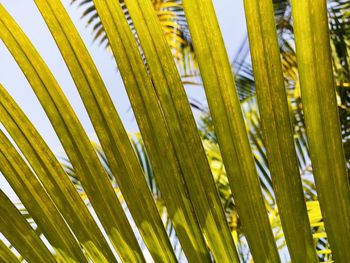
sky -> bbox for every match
[0,1,247,199]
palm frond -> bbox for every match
[0,0,348,262]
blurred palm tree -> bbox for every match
[71,0,198,76]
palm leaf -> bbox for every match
[0,0,349,262]
[0,6,137,261]
[0,240,19,263]
[86,1,212,261]
[0,190,56,263]
[183,0,280,261]
[122,0,239,261]
[243,0,317,261]
[0,80,118,262]
[34,1,176,261]
[291,0,350,261]
[0,130,87,262]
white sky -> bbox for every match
[0,0,247,198]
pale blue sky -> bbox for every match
[0,1,247,198]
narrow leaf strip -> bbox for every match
[243,0,318,261]
[0,84,115,262]
[0,130,87,263]
[0,190,56,263]
[182,0,280,261]
[88,0,212,261]
[0,240,19,263]
[34,1,176,261]
[123,0,239,261]
[291,0,350,261]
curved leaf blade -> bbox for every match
[33,0,177,261]
[123,0,239,261]
[0,130,88,263]
[90,0,212,261]
[0,83,115,262]
[0,6,138,261]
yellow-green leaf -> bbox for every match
[242,0,318,261]
[90,0,212,261]
[0,130,87,262]
[33,0,177,261]
[0,190,56,263]
[123,0,239,261]
[183,0,280,261]
[291,0,350,261]
[0,240,19,263]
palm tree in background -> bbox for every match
[0,0,350,262]
[71,0,197,76]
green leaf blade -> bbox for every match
[0,191,56,263]
[183,0,280,262]
[0,240,19,263]
[33,0,177,261]
[0,130,88,263]
[291,0,350,261]
[0,6,136,261]
[0,83,116,263]
[123,0,240,261]
[90,0,212,261]
[243,0,318,261]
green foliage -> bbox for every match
[71,0,197,75]
[0,0,349,262]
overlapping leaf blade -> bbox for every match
[122,0,239,261]
[182,0,280,262]
[243,0,318,261]
[291,0,350,261]
[0,190,56,263]
[89,0,211,261]
[0,83,116,262]
[0,0,349,261]
[0,6,140,262]
[33,0,177,261]
[0,240,19,263]
[0,129,87,262]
